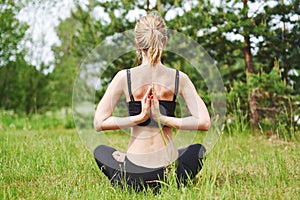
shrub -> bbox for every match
[227,60,298,138]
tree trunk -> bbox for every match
[243,0,259,130]
[243,36,259,129]
[243,36,254,73]
[146,0,150,12]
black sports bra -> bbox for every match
[127,69,179,126]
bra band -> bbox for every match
[127,69,179,102]
[127,69,135,101]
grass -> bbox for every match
[1,128,299,199]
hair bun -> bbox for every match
[135,12,167,66]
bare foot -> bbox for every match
[112,151,126,162]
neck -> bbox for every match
[141,54,162,66]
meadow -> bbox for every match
[1,1,300,199]
[1,120,299,199]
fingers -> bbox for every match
[148,84,155,99]
[142,84,153,102]
[146,84,153,97]
[142,84,154,103]
[151,86,158,103]
[146,95,151,106]
[150,90,159,109]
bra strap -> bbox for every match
[127,69,134,101]
[173,70,179,101]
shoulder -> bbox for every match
[161,65,184,77]
[107,69,128,90]
[112,69,127,82]
[177,70,196,94]
[177,70,189,83]
[116,69,127,77]
[161,66,191,85]
[105,69,129,94]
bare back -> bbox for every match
[124,64,179,168]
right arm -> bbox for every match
[94,70,152,131]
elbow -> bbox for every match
[198,118,211,131]
[203,120,211,131]
[94,120,102,132]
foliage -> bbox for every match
[0,1,26,67]
[0,59,51,114]
[0,1,50,114]
[50,17,80,109]
[0,0,299,133]
[0,109,75,130]
[227,60,298,136]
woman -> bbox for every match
[93,12,210,191]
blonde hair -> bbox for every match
[135,12,167,66]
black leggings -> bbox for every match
[94,144,206,191]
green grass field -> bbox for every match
[1,128,299,199]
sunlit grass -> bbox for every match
[1,128,299,199]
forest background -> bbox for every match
[0,0,300,199]
[1,0,299,134]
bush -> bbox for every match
[0,108,75,130]
[226,61,298,138]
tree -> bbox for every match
[0,1,26,68]
[173,0,299,129]
[50,17,80,110]
[0,1,27,111]
[53,0,299,131]
[0,1,51,114]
